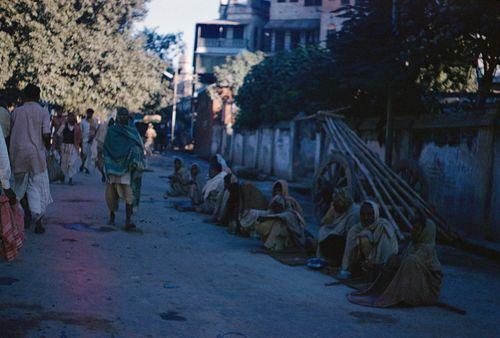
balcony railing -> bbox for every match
[198,38,248,49]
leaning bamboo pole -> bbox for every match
[325,119,404,240]
[321,116,458,242]
[335,119,455,241]
[330,119,415,236]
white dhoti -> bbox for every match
[83,142,94,171]
[60,143,81,179]
[13,171,53,221]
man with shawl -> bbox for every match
[317,188,360,266]
[93,118,113,183]
[241,195,306,252]
[164,157,191,198]
[348,212,442,307]
[341,201,398,279]
[197,162,227,214]
[217,178,268,235]
[10,84,52,234]
[104,107,146,231]
[57,113,82,185]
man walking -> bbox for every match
[9,84,52,234]
[81,108,98,173]
[103,107,145,231]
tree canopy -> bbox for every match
[214,51,265,96]
[236,46,337,128]
[0,0,180,116]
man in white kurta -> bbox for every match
[81,108,98,173]
[9,84,53,234]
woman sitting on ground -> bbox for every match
[317,188,360,266]
[339,201,399,280]
[164,157,191,198]
[244,195,306,252]
[348,211,442,307]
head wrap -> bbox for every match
[361,200,380,228]
[331,187,354,209]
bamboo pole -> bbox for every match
[332,120,415,235]
[334,119,456,241]
[325,119,404,240]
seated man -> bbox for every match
[250,195,306,252]
[188,163,205,206]
[317,188,360,266]
[164,157,190,198]
[174,162,226,213]
[348,211,442,308]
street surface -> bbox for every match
[0,154,499,337]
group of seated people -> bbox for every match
[164,155,443,308]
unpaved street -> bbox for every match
[0,154,499,337]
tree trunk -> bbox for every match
[478,62,497,106]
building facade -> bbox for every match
[193,0,270,86]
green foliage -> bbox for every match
[214,51,265,96]
[236,47,337,128]
[399,0,499,100]
[0,0,179,117]
[139,28,183,62]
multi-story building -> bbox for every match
[193,0,270,86]
[263,0,322,52]
[262,0,355,51]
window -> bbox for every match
[305,29,319,44]
[233,26,244,39]
[277,0,286,3]
[275,31,285,51]
[304,0,322,6]
[200,25,226,39]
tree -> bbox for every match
[399,0,499,102]
[140,28,183,62]
[236,46,337,128]
[214,51,265,96]
[0,0,178,117]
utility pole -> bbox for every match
[385,0,398,166]
[171,67,178,145]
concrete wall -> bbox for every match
[209,110,499,241]
[491,129,500,239]
[273,128,292,179]
[258,128,274,174]
[352,112,499,241]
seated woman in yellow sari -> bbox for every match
[349,211,442,308]
[247,195,306,252]
[339,201,399,279]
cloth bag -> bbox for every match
[0,195,25,261]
